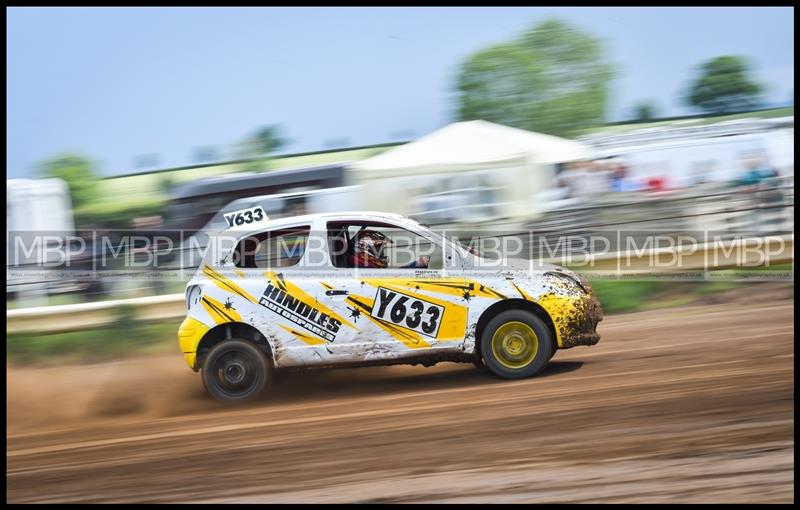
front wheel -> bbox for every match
[481,310,553,379]
[201,339,271,402]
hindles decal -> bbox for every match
[259,282,342,342]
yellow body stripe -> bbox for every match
[511,281,534,301]
[465,280,508,299]
[201,295,243,324]
[362,277,468,299]
[362,277,506,301]
[202,265,258,303]
[265,271,358,331]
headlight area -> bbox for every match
[186,285,203,310]
[545,271,589,294]
[574,273,594,295]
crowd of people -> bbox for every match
[555,158,662,200]
[554,153,785,201]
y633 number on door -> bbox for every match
[372,287,443,338]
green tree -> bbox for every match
[159,174,176,195]
[455,18,614,137]
[252,125,286,156]
[237,125,287,171]
[687,56,763,114]
[39,153,99,209]
[633,101,657,122]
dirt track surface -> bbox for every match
[7,298,795,503]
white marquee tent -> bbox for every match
[350,120,592,224]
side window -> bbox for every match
[327,221,442,270]
[383,228,443,269]
[234,226,310,269]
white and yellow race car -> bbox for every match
[178,209,602,401]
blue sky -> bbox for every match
[6,7,794,178]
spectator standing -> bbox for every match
[610,160,641,192]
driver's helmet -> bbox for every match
[351,229,390,268]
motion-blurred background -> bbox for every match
[6,7,795,503]
[7,7,793,356]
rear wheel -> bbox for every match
[481,310,553,379]
[201,339,271,402]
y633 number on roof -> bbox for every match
[223,206,267,228]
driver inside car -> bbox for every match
[348,229,430,269]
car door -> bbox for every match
[220,223,353,367]
[320,219,470,361]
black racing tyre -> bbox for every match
[480,310,553,379]
[201,339,271,402]
[472,355,487,371]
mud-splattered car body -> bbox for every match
[178,208,602,400]
[178,211,602,378]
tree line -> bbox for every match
[455,18,766,135]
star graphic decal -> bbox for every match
[348,306,361,322]
[217,256,228,267]
[224,298,235,311]
[462,290,472,302]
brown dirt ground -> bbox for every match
[6,289,794,503]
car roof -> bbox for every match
[199,210,463,269]
[224,211,419,234]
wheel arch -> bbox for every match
[195,322,274,369]
[474,299,558,360]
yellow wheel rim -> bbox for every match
[491,321,538,369]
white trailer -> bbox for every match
[7,178,75,302]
